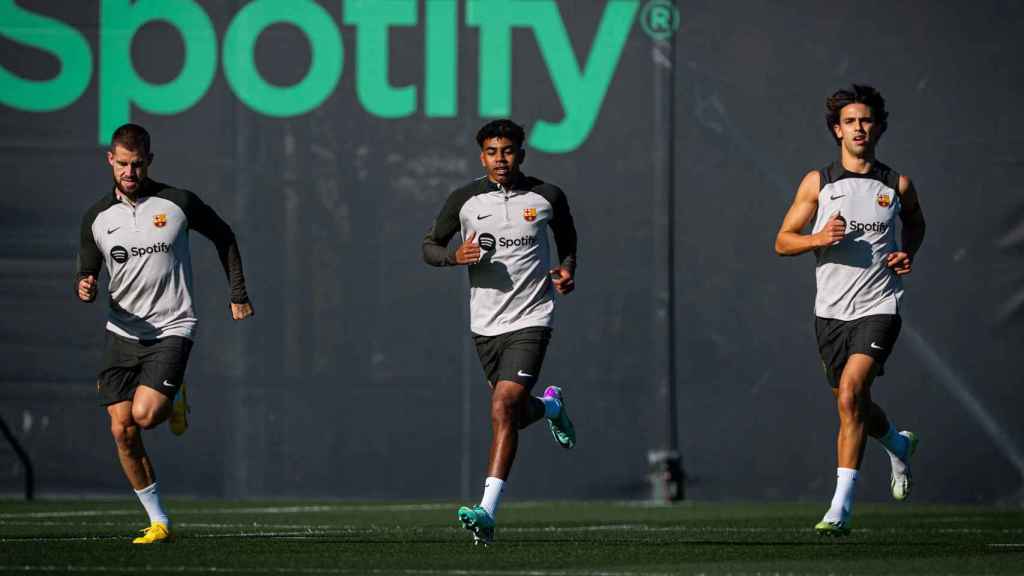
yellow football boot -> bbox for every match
[132,522,172,544]
[169,382,189,436]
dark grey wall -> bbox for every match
[1,0,1022,504]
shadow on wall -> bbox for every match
[995,203,1024,330]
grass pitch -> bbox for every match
[1,499,1022,575]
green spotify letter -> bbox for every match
[424,0,458,117]
[99,0,217,144]
[223,0,343,117]
[0,0,92,112]
[343,0,417,119]
[467,0,637,153]
[464,0,516,119]
[530,0,637,153]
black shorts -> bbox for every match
[815,314,901,388]
[472,326,552,390]
[97,333,193,406]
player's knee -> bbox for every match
[490,395,519,427]
[131,406,158,430]
[836,387,865,419]
[110,420,138,448]
[110,421,126,443]
[136,415,160,430]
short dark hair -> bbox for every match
[825,84,888,144]
[110,123,151,155]
[476,119,526,149]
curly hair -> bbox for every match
[476,119,526,149]
[825,85,888,144]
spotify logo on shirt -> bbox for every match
[110,245,129,263]
[477,233,538,253]
[110,242,171,264]
[478,233,497,251]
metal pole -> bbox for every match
[460,273,472,501]
[648,1,684,502]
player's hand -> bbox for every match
[454,230,481,265]
[78,275,97,302]
[816,212,846,247]
[231,301,254,320]
[885,252,913,276]
[549,267,575,295]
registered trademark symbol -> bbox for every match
[640,0,680,41]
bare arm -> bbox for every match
[774,171,844,256]
[884,175,926,276]
[898,175,925,258]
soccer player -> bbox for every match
[422,119,578,545]
[775,85,926,535]
[76,124,253,543]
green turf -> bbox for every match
[1,499,1022,575]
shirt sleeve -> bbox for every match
[178,190,250,304]
[546,186,578,275]
[75,202,105,301]
[422,187,471,267]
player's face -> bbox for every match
[833,103,880,158]
[107,145,151,196]
[479,137,524,186]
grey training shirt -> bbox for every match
[422,174,577,337]
[77,180,248,341]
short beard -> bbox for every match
[114,178,144,197]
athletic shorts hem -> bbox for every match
[814,314,901,388]
[472,326,552,391]
[96,333,193,406]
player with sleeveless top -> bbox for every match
[774,85,927,536]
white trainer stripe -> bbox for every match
[0,567,679,576]
[0,503,453,520]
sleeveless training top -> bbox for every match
[812,161,903,321]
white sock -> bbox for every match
[878,426,911,479]
[539,395,561,419]
[479,477,504,519]
[134,482,169,526]
[824,468,858,523]
[878,424,909,461]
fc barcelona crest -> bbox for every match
[876,192,892,208]
[153,213,167,228]
[523,207,537,222]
